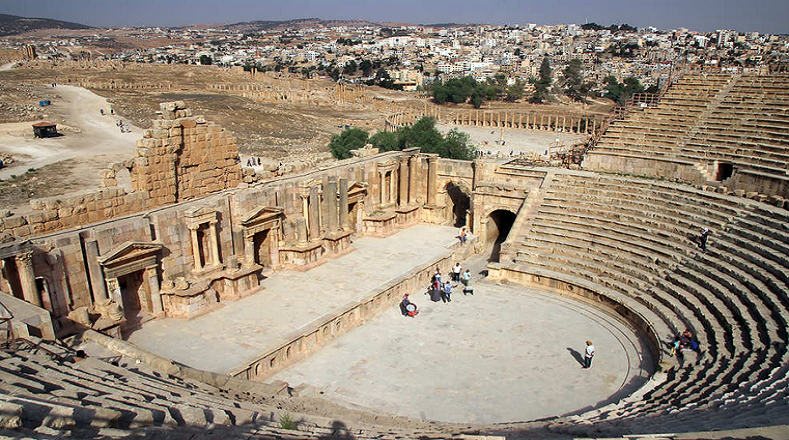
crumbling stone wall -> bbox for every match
[0,101,242,239]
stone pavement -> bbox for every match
[269,253,654,424]
[127,224,461,373]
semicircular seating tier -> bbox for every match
[498,170,789,435]
[585,73,789,199]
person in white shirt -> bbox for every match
[583,340,595,369]
[452,262,462,282]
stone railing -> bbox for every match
[229,236,478,381]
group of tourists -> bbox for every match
[400,263,474,317]
[115,119,130,133]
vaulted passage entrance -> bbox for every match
[486,209,517,262]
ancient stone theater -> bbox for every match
[0,73,788,439]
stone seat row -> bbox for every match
[525,211,748,352]
[509,173,789,434]
[682,141,789,164]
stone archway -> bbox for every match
[446,182,470,228]
[486,209,517,262]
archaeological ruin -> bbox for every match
[0,72,788,439]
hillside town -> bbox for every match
[3,21,788,96]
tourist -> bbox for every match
[461,269,471,287]
[698,227,711,250]
[433,267,442,285]
[459,227,468,245]
[583,341,595,369]
[429,281,442,302]
[452,262,462,282]
[442,281,452,303]
[100,108,104,116]
[400,294,418,317]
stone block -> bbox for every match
[3,215,27,229]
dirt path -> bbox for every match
[0,85,140,180]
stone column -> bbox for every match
[208,221,221,266]
[308,186,321,240]
[339,178,349,230]
[388,171,396,206]
[85,240,108,302]
[326,179,339,232]
[15,251,41,308]
[408,155,418,204]
[244,233,256,265]
[296,217,308,244]
[189,225,203,271]
[427,155,438,205]
[145,265,163,315]
[378,170,386,205]
[399,158,408,206]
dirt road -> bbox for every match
[0,85,140,180]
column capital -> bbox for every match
[15,251,34,264]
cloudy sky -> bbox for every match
[3,0,788,34]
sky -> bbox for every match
[2,0,788,34]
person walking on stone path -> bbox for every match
[433,267,442,285]
[582,340,595,369]
[459,227,468,245]
[452,262,462,282]
[442,281,452,303]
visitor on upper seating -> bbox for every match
[459,228,468,245]
[698,227,711,250]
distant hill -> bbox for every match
[0,13,91,36]
[213,18,385,33]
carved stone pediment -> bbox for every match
[184,206,218,228]
[98,241,163,278]
[0,236,32,260]
[98,241,164,267]
[241,207,284,228]
[376,160,398,172]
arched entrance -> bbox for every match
[446,182,470,227]
[486,209,517,262]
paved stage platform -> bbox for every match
[269,253,654,424]
[127,224,462,373]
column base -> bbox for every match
[278,241,326,271]
[323,230,354,258]
[363,211,398,237]
[421,204,447,224]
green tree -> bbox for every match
[437,129,476,160]
[359,59,373,77]
[343,60,358,76]
[328,128,369,160]
[505,79,525,102]
[398,117,477,160]
[604,75,644,104]
[399,117,443,150]
[530,57,552,103]
[562,59,590,102]
[368,131,400,152]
